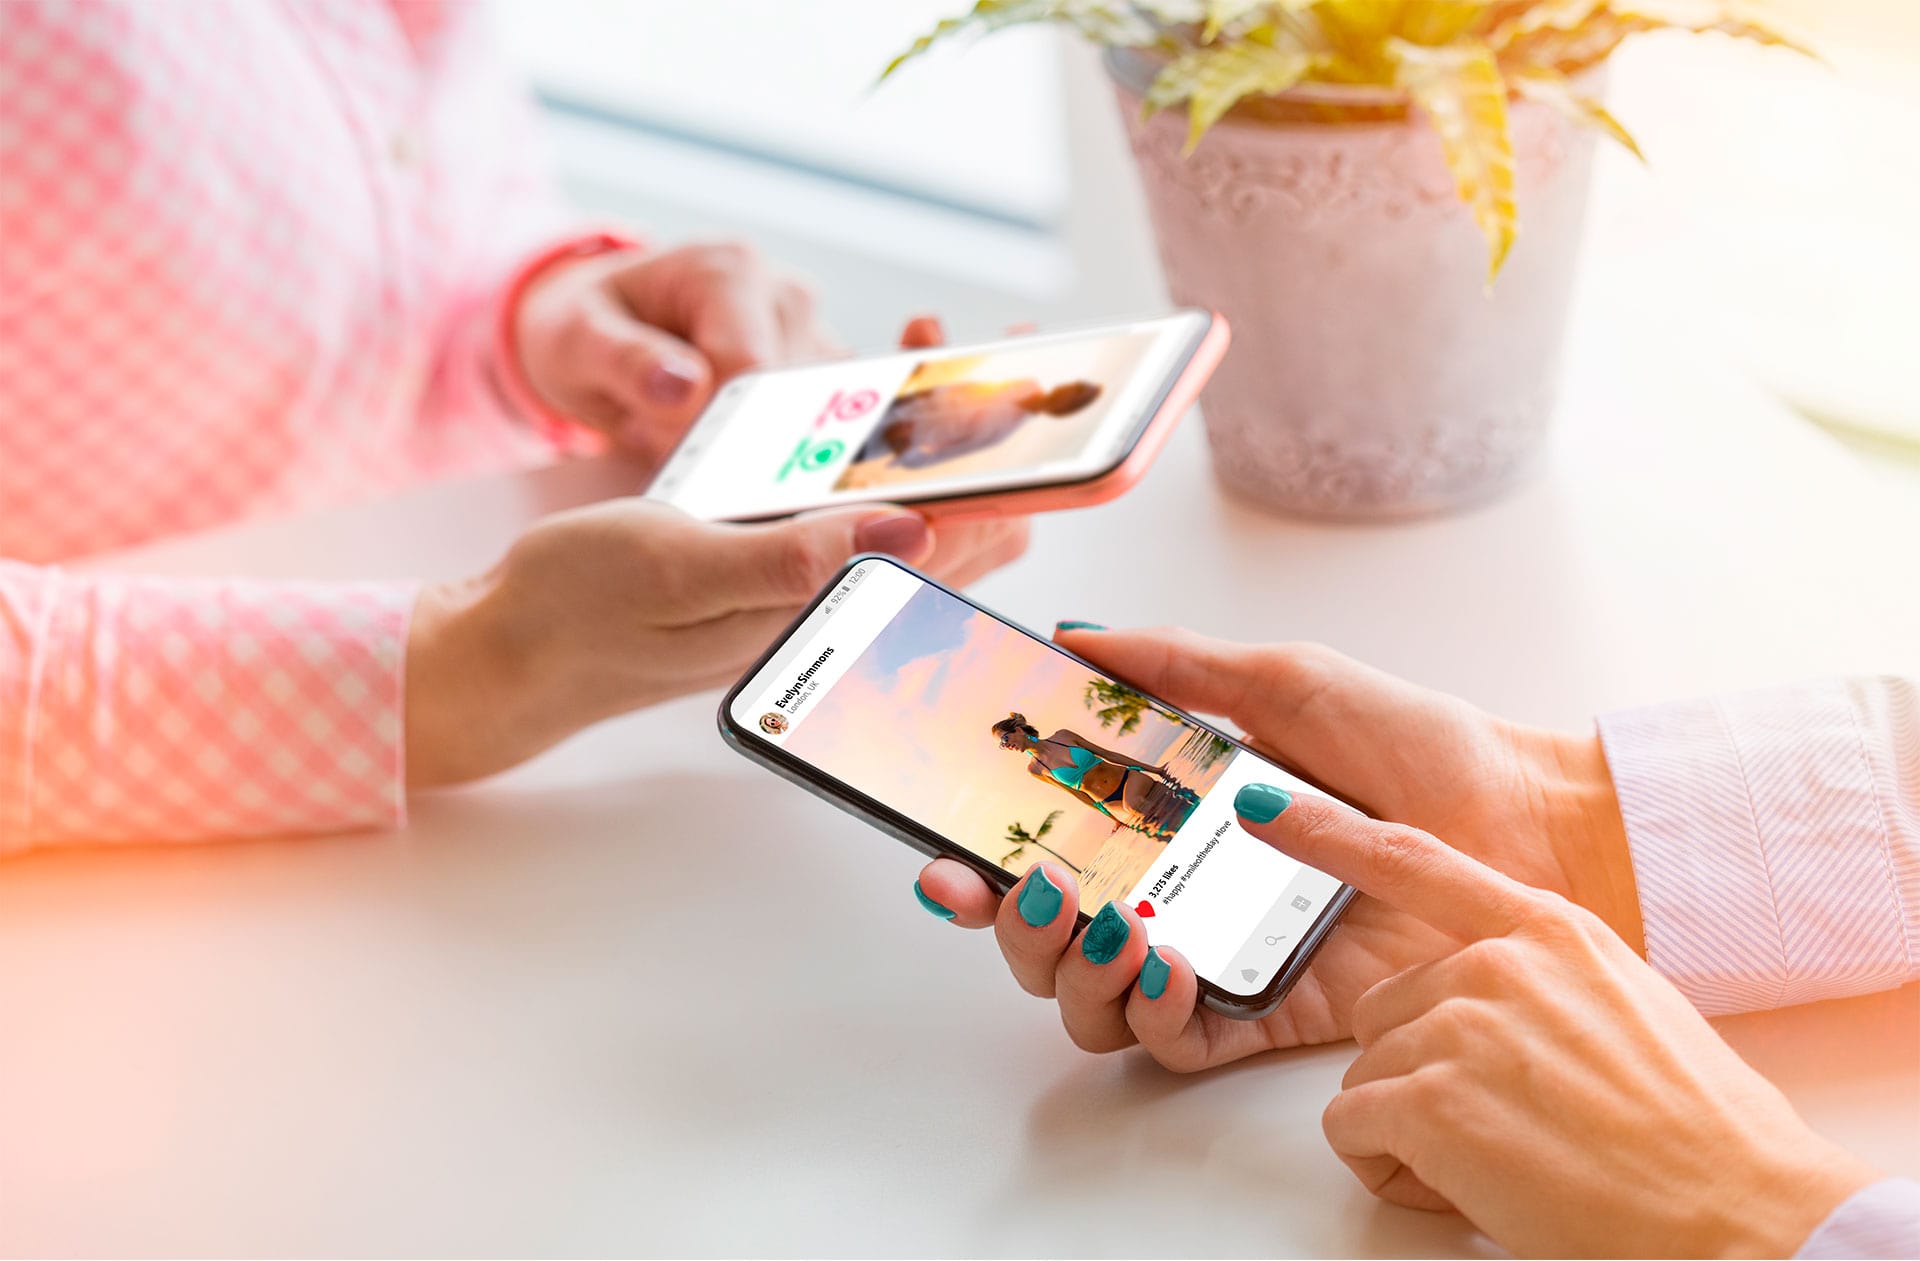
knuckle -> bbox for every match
[1014,969,1056,999]
[1350,985,1389,1045]
[779,275,819,313]
[1263,640,1342,695]
[553,309,597,359]
[1273,639,1343,674]
[1153,1040,1211,1075]
[609,336,658,380]
[1424,995,1484,1044]
[1285,806,1345,849]
[1519,890,1588,942]
[1462,936,1526,987]
[701,239,759,273]
[1403,1062,1458,1113]
[1000,944,1058,998]
[1565,901,1615,944]
[1364,823,1439,889]
[1339,1049,1377,1092]
[771,531,839,596]
[1321,1090,1359,1143]
[1061,1013,1128,1055]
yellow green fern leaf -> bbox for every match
[881,0,1162,82]
[1202,0,1279,42]
[1389,36,1518,279]
[1509,65,1645,160]
[1145,40,1319,151]
[1608,0,1818,60]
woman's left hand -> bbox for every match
[511,240,846,469]
[914,627,1639,1070]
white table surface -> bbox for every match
[2,305,1917,1258]
[5,41,1920,1254]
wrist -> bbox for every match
[1703,1140,1880,1259]
[495,231,642,431]
[404,572,532,787]
[1540,729,1646,955]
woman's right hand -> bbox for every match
[1276,791,1875,1258]
[914,626,1644,1069]
[403,500,1027,786]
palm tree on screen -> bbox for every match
[1082,678,1181,737]
[1000,810,1078,873]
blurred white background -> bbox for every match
[491,0,1920,487]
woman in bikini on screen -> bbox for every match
[847,379,1103,475]
[990,712,1198,839]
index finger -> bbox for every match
[693,284,783,380]
[1233,786,1537,943]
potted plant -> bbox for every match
[886,1,1810,518]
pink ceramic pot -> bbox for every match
[1109,49,1600,519]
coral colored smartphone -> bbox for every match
[648,310,1227,522]
[718,556,1358,1021]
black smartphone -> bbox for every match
[717,556,1357,1020]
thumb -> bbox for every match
[577,287,716,457]
[1056,627,1482,825]
[690,506,934,615]
[1230,785,1539,944]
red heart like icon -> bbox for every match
[1134,900,1156,918]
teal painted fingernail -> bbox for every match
[1017,867,1063,928]
[1235,782,1292,824]
[1138,946,1170,1000]
[913,881,956,921]
[1080,902,1130,965]
[1055,620,1105,633]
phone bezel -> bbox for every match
[716,554,1358,1021]
[657,309,1217,523]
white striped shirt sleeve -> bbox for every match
[1795,1178,1920,1259]
[1597,677,1920,1016]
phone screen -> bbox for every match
[726,558,1349,1001]
[649,312,1210,521]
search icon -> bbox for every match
[1264,934,1290,947]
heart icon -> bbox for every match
[1241,968,1261,983]
[1134,900,1156,918]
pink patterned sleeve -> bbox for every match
[0,561,416,852]
[407,10,630,451]
[1597,678,1920,1015]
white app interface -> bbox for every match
[732,561,1346,997]
[651,316,1201,520]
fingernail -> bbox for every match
[1138,946,1170,1000]
[1054,620,1105,633]
[1017,866,1063,928]
[1235,783,1292,824]
[1079,902,1130,965]
[854,512,930,560]
[645,360,698,404]
[913,881,956,921]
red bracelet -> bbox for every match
[492,230,644,439]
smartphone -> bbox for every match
[718,556,1358,1020]
[648,310,1227,523]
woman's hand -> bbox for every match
[1262,791,1878,1258]
[511,241,844,468]
[914,626,1643,1068]
[404,500,1026,786]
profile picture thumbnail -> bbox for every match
[758,711,790,736]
